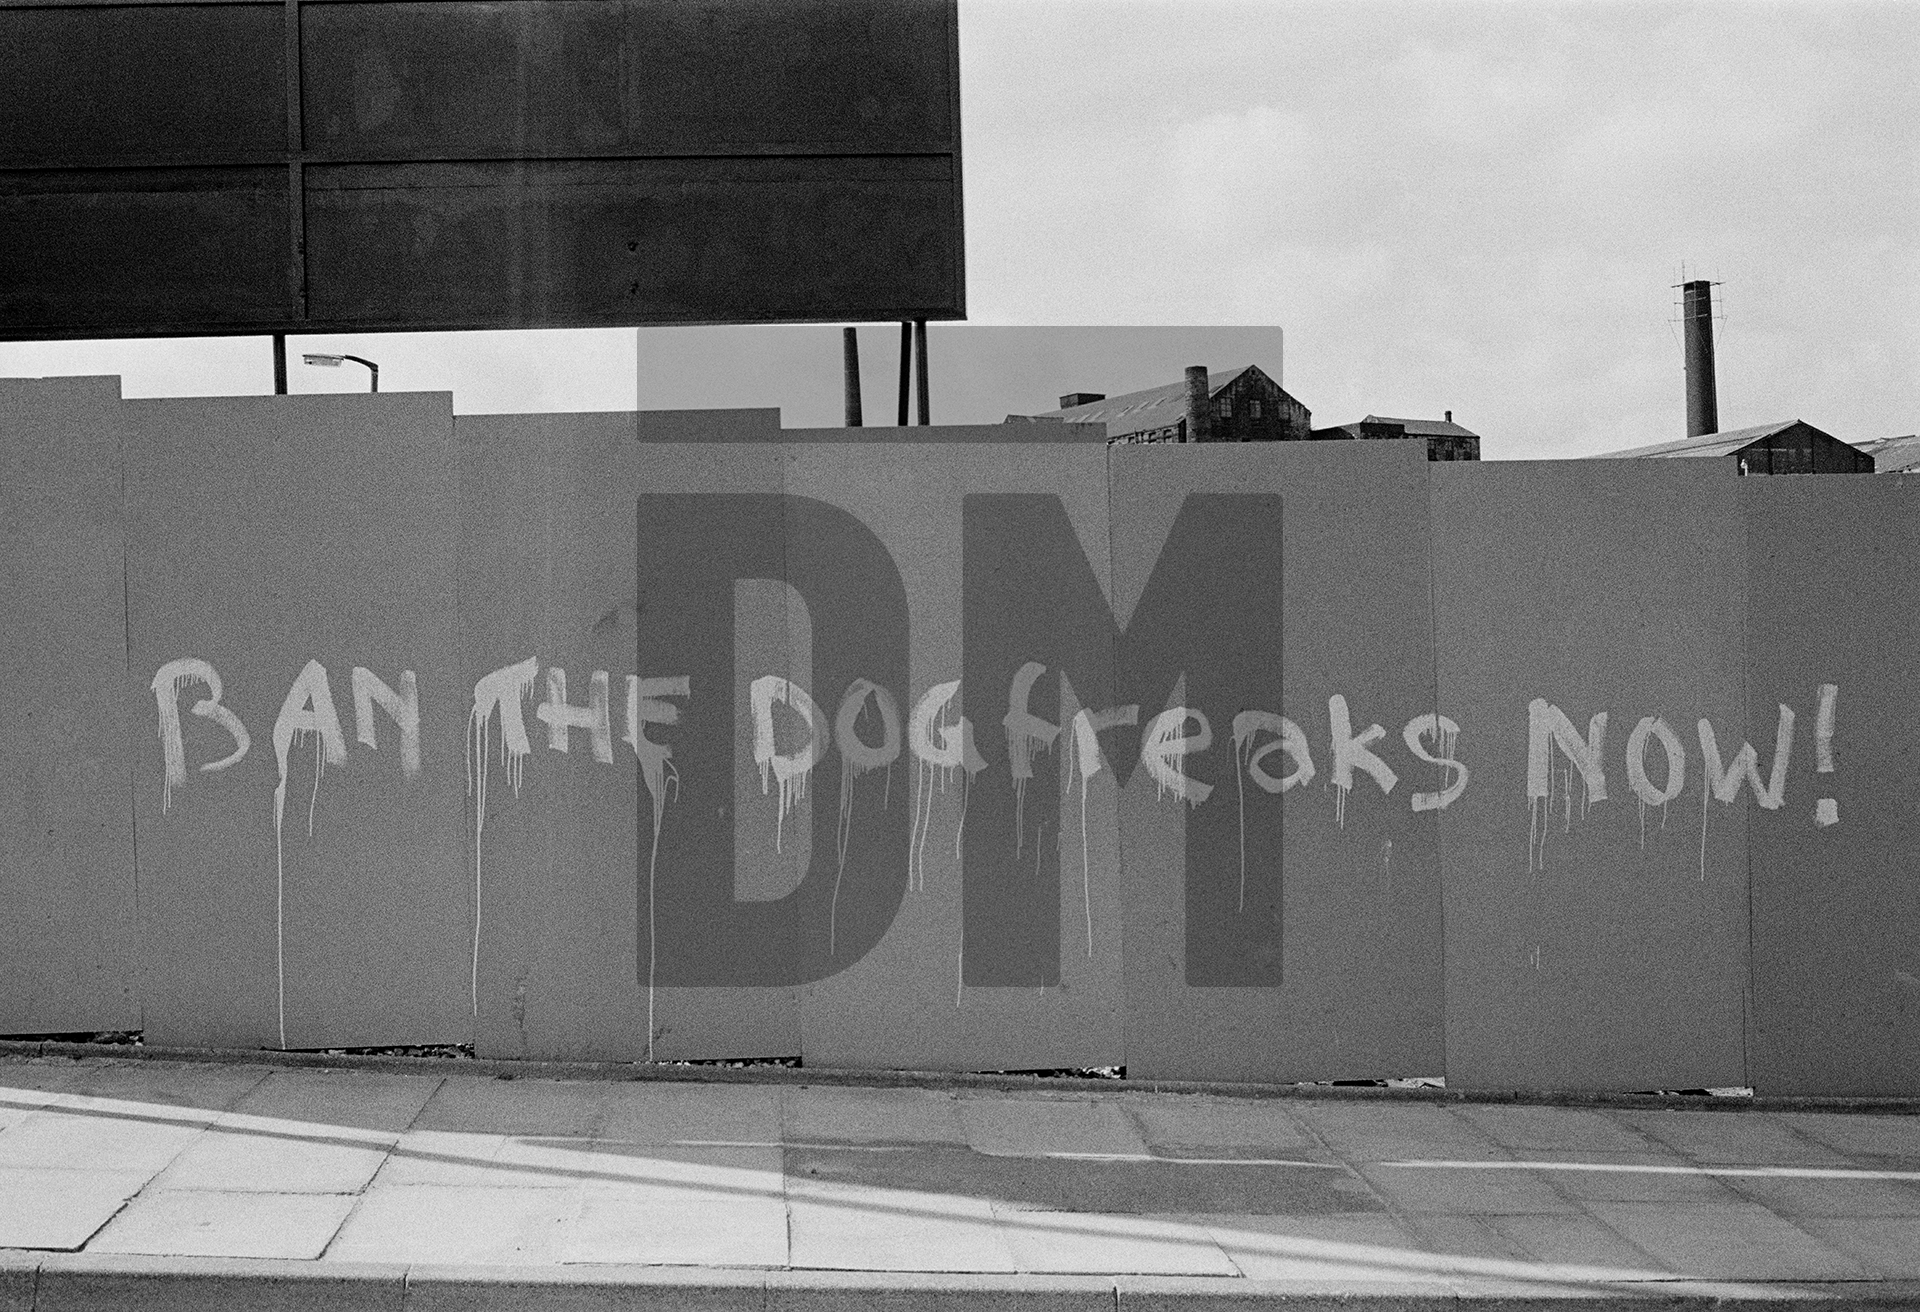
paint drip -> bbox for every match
[467,658,539,1018]
[270,728,330,1050]
[1235,734,1250,911]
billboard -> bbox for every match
[0,0,964,339]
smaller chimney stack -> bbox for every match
[1183,365,1211,443]
[1681,279,1719,438]
[842,327,863,427]
[1444,410,1452,424]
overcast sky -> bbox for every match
[3,0,1913,459]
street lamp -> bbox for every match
[302,353,379,392]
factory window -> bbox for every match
[1215,397,1232,420]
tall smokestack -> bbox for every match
[1184,365,1212,443]
[1681,279,1718,438]
[842,327,863,427]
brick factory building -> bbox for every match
[1013,365,1311,443]
[1595,419,1875,474]
[1311,414,1481,461]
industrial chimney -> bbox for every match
[1183,365,1212,443]
[1681,279,1718,438]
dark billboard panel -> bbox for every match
[0,0,963,339]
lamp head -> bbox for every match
[303,354,344,367]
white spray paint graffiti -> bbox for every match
[1329,695,1398,830]
[750,675,827,856]
[270,659,348,1049]
[625,674,689,1063]
[1525,700,1606,873]
[466,657,539,1016]
[1625,715,1685,850]
[1696,704,1796,878]
[1001,662,1060,855]
[1070,704,1137,953]
[351,667,422,779]
[906,680,984,892]
[150,657,251,813]
[535,667,615,763]
[1402,714,1467,813]
[1814,683,1839,828]
[1141,706,1213,806]
[831,678,901,956]
[1231,711,1314,913]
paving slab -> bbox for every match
[1581,1199,1874,1281]
[1716,1167,1920,1218]
[60,1062,271,1116]
[782,1084,967,1147]
[1616,1109,1854,1167]
[1191,1212,1441,1282]
[958,1096,1150,1158]
[581,1141,783,1192]
[1505,1151,1751,1205]
[1392,1213,1529,1266]
[993,1210,1238,1276]
[223,1067,442,1134]
[594,1082,783,1148]
[1452,1104,1655,1155]
[0,1166,152,1249]
[1357,1160,1583,1215]
[0,1103,206,1174]
[1791,1215,1920,1279]
[150,1121,391,1194]
[371,1131,522,1188]
[1478,1213,1669,1277]
[567,1186,789,1267]
[323,1184,580,1265]
[412,1076,610,1137]
[788,1180,1016,1272]
[1780,1112,1920,1165]
[1123,1097,1319,1156]
[86,1189,355,1259]
[566,1142,787,1265]
[1291,1102,1506,1162]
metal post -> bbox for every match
[897,321,913,426]
[913,320,930,426]
[842,327,863,426]
[1183,365,1211,443]
[273,334,288,394]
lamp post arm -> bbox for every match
[339,355,379,392]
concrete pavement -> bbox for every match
[0,1054,1917,1308]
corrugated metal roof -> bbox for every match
[1856,434,1920,473]
[1019,367,1255,438]
[1591,420,1801,459]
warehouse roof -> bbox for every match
[1592,420,1803,459]
[1855,433,1920,473]
[1021,367,1258,439]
